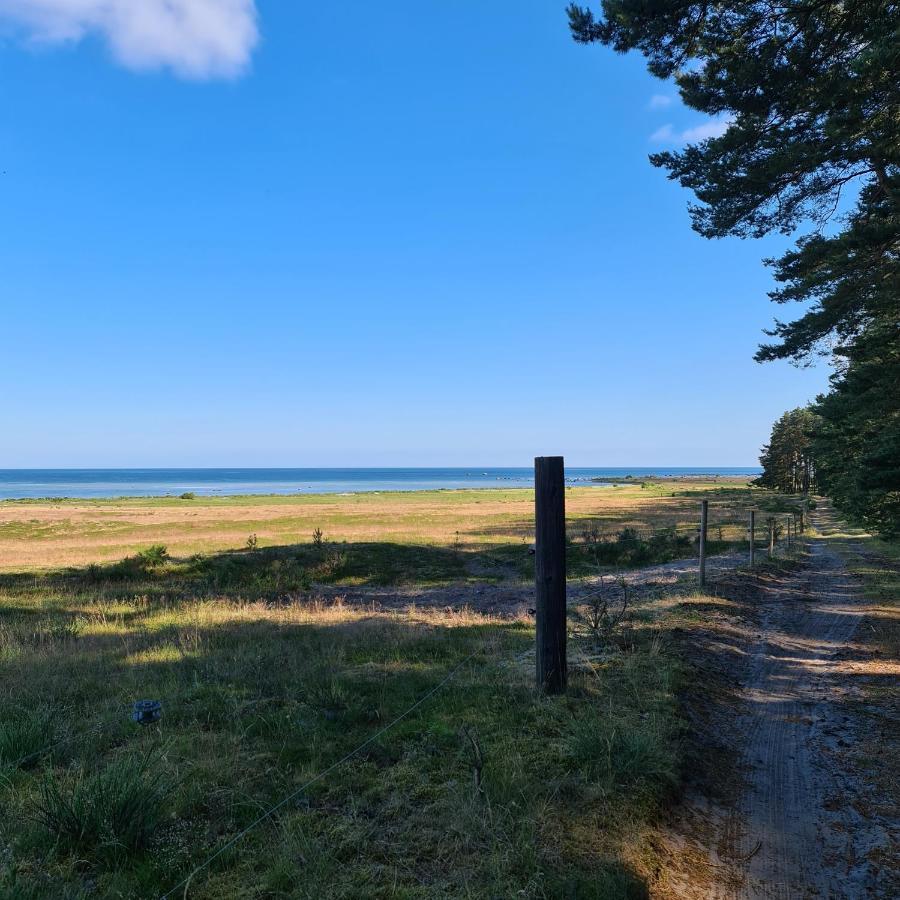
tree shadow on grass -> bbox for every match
[0,538,533,606]
[0,606,655,899]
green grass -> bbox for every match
[0,482,805,897]
[2,480,784,576]
[0,707,58,771]
[34,749,174,862]
[0,561,687,897]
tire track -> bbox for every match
[701,507,891,898]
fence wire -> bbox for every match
[9,488,805,897]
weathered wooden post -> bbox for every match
[750,509,756,568]
[768,518,775,558]
[699,499,709,588]
[535,456,566,694]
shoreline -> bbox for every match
[0,474,756,504]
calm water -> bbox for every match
[0,468,761,500]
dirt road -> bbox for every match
[321,544,752,616]
[662,506,898,898]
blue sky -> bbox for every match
[0,1,828,467]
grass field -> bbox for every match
[0,479,799,898]
[0,479,790,581]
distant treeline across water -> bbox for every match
[0,467,761,500]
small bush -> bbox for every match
[179,492,196,500]
[107,545,168,580]
[107,556,145,580]
[578,577,630,647]
[137,545,168,567]
[312,528,324,548]
[310,550,346,581]
[246,533,258,551]
[576,524,694,571]
[34,751,172,860]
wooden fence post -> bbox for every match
[535,456,566,694]
[768,518,775,558]
[750,509,756,568]
[699,499,709,588]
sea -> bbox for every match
[0,468,761,501]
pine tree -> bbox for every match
[568,0,899,533]
[757,408,818,495]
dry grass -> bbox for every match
[0,479,805,898]
[0,479,763,572]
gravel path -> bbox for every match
[318,546,753,616]
[315,509,897,895]
[665,505,897,898]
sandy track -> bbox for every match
[316,546,750,616]
[665,507,897,898]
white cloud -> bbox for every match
[680,119,731,142]
[650,117,732,145]
[650,123,675,142]
[0,0,259,78]
[648,94,673,110]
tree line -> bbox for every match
[757,400,898,536]
[568,0,898,537]
[757,408,817,496]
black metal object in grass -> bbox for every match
[131,700,162,727]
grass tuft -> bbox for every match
[34,750,173,861]
[568,711,679,795]
[0,707,57,770]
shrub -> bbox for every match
[34,751,172,860]
[617,528,654,565]
[137,545,168,567]
[578,576,630,647]
[107,556,145,580]
[179,492,196,500]
[310,550,346,581]
[246,533,258,551]
[312,528,324,548]
[577,524,695,570]
[106,545,168,580]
